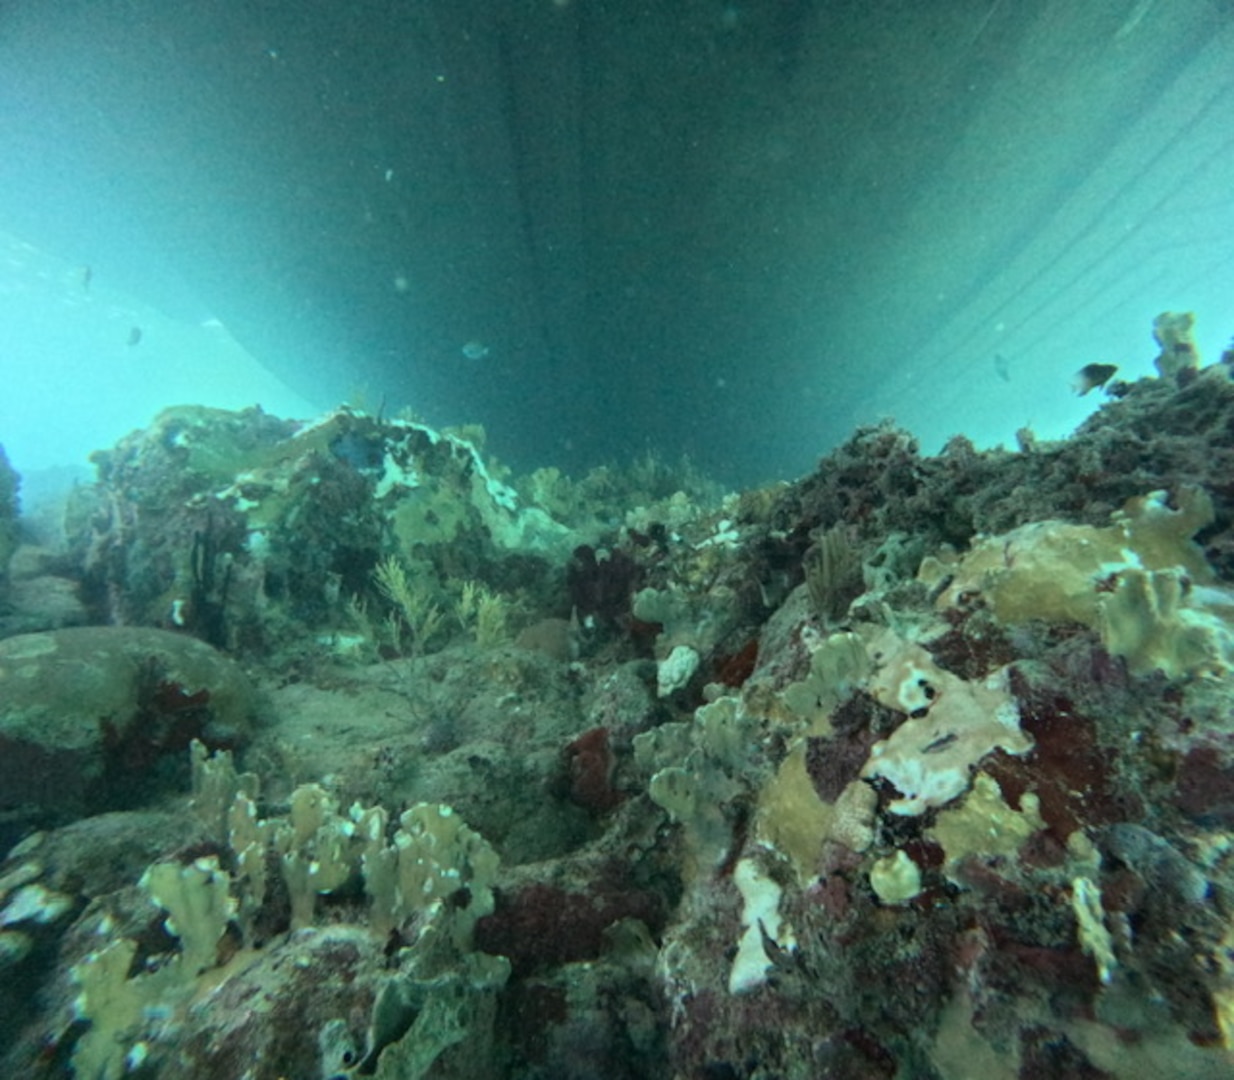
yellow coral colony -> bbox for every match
[924,487,1234,678]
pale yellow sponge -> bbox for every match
[869,850,923,905]
[755,742,875,881]
[926,772,1045,879]
[927,487,1215,628]
[926,487,1232,677]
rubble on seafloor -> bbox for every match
[3,341,1234,1078]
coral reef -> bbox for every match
[3,323,1234,1077]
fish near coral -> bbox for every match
[1071,363,1118,396]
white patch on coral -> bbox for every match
[373,450,421,498]
[860,629,1031,816]
[0,882,72,926]
[657,644,700,697]
[729,858,794,994]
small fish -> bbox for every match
[126,326,143,347]
[993,353,1010,382]
[80,265,93,291]
[1072,362,1118,396]
[461,340,489,360]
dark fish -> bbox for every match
[1072,362,1118,396]
[993,353,1010,382]
[126,326,143,347]
[81,265,93,291]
